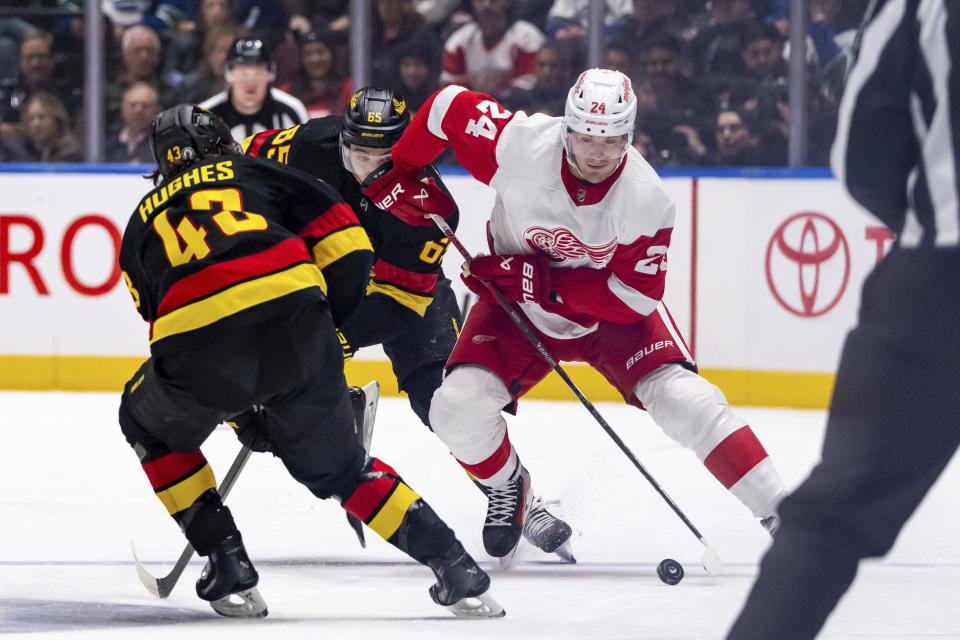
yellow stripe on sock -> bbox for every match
[367,483,419,540]
[155,464,216,515]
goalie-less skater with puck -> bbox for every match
[363,69,788,564]
[241,86,574,559]
[117,104,503,618]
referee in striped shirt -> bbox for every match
[727,1,960,638]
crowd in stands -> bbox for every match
[0,0,869,167]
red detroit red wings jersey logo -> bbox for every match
[524,226,618,265]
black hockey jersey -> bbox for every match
[119,154,373,354]
[241,117,460,348]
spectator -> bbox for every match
[232,0,290,46]
[544,0,632,40]
[806,0,843,69]
[688,0,755,77]
[371,0,443,89]
[177,27,245,103]
[392,38,442,113]
[0,16,34,85]
[278,30,352,119]
[101,0,189,39]
[0,30,82,136]
[602,41,633,79]
[501,41,570,116]
[1,92,81,163]
[608,0,691,53]
[286,0,350,33]
[708,107,780,166]
[165,0,240,79]
[740,21,787,83]
[441,0,545,98]
[105,81,159,163]
[414,0,466,33]
[106,25,178,126]
[200,37,308,141]
[640,33,713,148]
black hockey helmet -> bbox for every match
[341,87,410,149]
[150,104,237,178]
[226,37,273,70]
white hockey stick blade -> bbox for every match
[131,543,162,598]
[209,587,269,618]
[443,590,506,618]
[700,542,724,576]
[359,380,380,452]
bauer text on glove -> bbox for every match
[462,254,555,305]
[361,164,456,226]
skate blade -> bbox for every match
[443,590,506,618]
[554,541,577,564]
[209,587,268,618]
[496,542,521,570]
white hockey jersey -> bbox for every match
[391,86,676,340]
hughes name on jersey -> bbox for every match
[120,155,373,354]
[391,86,675,340]
[242,118,460,349]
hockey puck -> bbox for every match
[657,558,684,585]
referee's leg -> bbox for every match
[727,322,960,640]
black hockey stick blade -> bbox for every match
[132,445,253,598]
[345,513,366,548]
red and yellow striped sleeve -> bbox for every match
[366,259,438,316]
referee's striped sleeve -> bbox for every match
[832,0,960,247]
[831,0,917,229]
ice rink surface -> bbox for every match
[1,390,957,639]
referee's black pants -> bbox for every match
[727,247,960,639]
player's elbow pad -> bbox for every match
[321,249,374,326]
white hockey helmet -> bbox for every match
[561,68,637,157]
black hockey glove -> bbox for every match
[227,406,273,453]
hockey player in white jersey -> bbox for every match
[363,69,787,562]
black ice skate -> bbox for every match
[345,381,380,548]
[428,550,505,618]
[196,533,267,618]
[478,464,532,567]
[523,497,576,563]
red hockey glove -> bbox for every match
[462,254,554,305]
[361,163,456,227]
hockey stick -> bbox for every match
[132,445,254,598]
[428,214,723,575]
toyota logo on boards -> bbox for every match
[765,212,850,317]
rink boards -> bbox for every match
[0,165,882,408]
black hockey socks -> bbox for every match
[176,488,241,556]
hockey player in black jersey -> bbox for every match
[117,104,503,618]
[243,87,459,428]
[242,87,575,563]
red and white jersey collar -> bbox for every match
[559,149,627,207]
